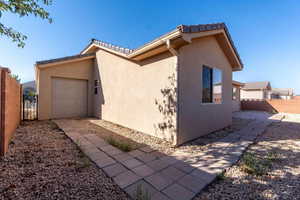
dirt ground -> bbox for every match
[1,114,299,200]
[195,115,300,200]
[0,121,129,200]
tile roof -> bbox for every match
[37,23,243,68]
[82,23,242,67]
[92,39,134,55]
[177,23,226,33]
[178,23,242,67]
[232,80,244,86]
[243,81,271,90]
[36,53,95,65]
[271,88,294,96]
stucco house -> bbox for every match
[232,80,244,112]
[269,88,294,100]
[241,81,271,100]
[35,23,243,145]
[22,80,36,94]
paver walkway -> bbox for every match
[54,113,283,200]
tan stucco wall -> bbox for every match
[37,59,94,120]
[232,86,241,112]
[37,35,237,145]
[93,50,177,143]
[241,90,264,100]
[232,100,241,112]
[178,36,233,144]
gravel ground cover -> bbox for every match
[90,119,175,154]
[90,117,252,155]
[53,118,144,151]
[194,116,300,200]
[0,121,130,200]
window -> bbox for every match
[202,66,222,103]
[202,66,213,103]
[94,80,99,95]
[232,87,237,100]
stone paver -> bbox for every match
[139,146,155,153]
[121,158,143,169]
[84,149,109,163]
[124,180,158,199]
[99,145,123,156]
[160,166,186,182]
[132,164,155,177]
[150,151,165,159]
[173,161,195,173]
[128,149,144,157]
[94,156,116,168]
[177,174,207,193]
[84,134,109,148]
[152,192,171,200]
[162,183,195,200]
[111,152,133,162]
[146,159,170,171]
[160,155,179,165]
[103,163,127,177]
[145,172,174,191]
[136,152,157,163]
[113,170,141,189]
[54,111,283,200]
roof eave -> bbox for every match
[232,80,244,86]
[80,23,243,70]
[128,29,181,59]
[36,53,96,69]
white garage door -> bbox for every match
[52,77,88,119]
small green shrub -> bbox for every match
[106,137,133,152]
[136,184,151,200]
[76,156,91,169]
[240,152,277,176]
[216,171,226,180]
[266,151,280,162]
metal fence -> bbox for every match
[22,94,38,120]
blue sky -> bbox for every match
[1,0,300,94]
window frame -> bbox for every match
[201,65,223,105]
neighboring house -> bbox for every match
[241,81,271,100]
[269,88,294,100]
[22,81,36,101]
[35,23,243,145]
[22,80,36,94]
[232,80,244,112]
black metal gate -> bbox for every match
[22,94,38,120]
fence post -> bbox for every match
[0,69,7,156]
[36,95,38,120]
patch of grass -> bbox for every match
[76,155,91,169]
[240,152,278,176]
[216,171,227,180]
[270,109,278,114]
[106,137,133,152]
[136,184,151,200]
[266,151,280,162]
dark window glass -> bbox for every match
[202,66,222,103]
[202,66,213,103]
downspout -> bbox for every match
[166,39,179,146]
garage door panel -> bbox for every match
[52,78,88,119]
